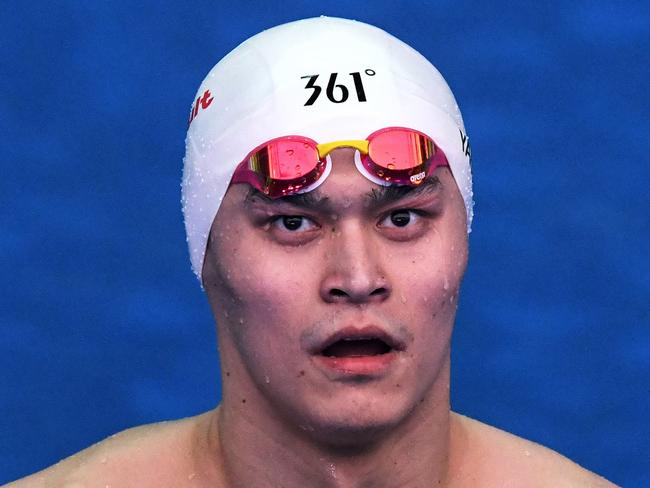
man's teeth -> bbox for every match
[322,338,391,357]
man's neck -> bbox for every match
[206,365,452,487]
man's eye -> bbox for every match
[271,215,317,232]
[380,210,419,228]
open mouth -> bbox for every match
[321,338,392,357]
[314,326,404,358]
[312,327,403,375]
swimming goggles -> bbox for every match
[230,127,449,198]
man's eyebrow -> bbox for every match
[243,176,441,210]
[366,176,442,207]
[244,188,333,211]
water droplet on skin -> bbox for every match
[286,149,294,156]
[443,277,449,291]
[265,375,270,384]
[387,163,395,170]
[400,293,407,304]
[188,473,197,480]
[524,450,531,457]
[328,463,338,479]
[100,457,107,464]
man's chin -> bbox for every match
[290,404,408,450]
[311,421,399,451]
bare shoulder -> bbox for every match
[448,412,618,487]
[4,411,216,488]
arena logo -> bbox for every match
[410,171,426,184]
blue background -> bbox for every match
[1,1,648,485]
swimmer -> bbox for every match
[6,17,617,487]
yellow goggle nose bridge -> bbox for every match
[316,140,369,159]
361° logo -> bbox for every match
[301,69,376,106]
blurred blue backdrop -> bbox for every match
[1,1,648,485]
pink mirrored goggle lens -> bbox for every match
[249,137,320,180]
[367,128,434,170]
[241,137,324,197]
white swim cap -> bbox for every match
[182,16,473,283]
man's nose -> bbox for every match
[319,225,390,304]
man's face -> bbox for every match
[203,147,468,444]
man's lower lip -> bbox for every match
[314,351,398,375]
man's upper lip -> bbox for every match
[312,326,406,355]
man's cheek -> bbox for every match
[230,277,305,333]
[401,275,458,339]
[235,322,305,388]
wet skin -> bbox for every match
[201,147,469,484]
[5,148,617,487]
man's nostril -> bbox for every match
[370,287,388,296]
[330,289,347,297]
